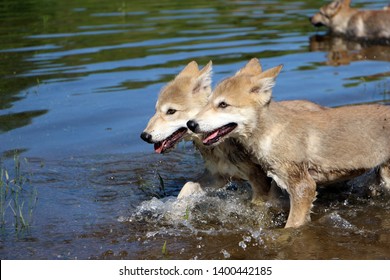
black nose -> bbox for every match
[140,132,153,143]
[187,120,199,132]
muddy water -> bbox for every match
[1,0,390,259]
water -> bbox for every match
[0,0,390,259]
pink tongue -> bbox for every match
[203,130,218,144]
[155,140,167,154]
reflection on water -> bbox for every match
[0,0,390,259]
[0,110,48,132]
[1,0,389,157]
[310,34,390,66]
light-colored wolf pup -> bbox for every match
[141,60,325,203]
[187,58,390,228]
[140,61,271,202]
[310,0,390,40]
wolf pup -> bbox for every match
[187,59,390,228]
[141,60,324,202]
[140,61,272,202]
[310,0,390,40]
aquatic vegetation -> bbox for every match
[162,240,168,256]
[138,171,168,199]
[0,154,38,233]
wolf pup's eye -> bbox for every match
[166,108,177,115]
[218,101,229,109]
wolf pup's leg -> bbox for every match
[248,168,272,204]
[284,173,317,228]
[177,169,226,199]
[380,161,390,192]
[177,181,205,199]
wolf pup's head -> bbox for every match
[187,58,282,146]
[141,61,212,153]
[310,0,351,29]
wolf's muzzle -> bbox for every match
[310,16,324,27]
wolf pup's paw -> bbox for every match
[177,182,205,199]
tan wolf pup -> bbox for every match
[187,58,390,228]
[140,60,325,202]
[310,0,390,40]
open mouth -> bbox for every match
[154,127,187,154]
[202,123,237,146]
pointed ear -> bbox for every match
[176,61,199,78]
[235,58,262,76]
[329,0,341,10]
[193,61,212,94]
[198,60,212,78]
[259,64,283,79]
[341,0,351,7]
[249,65,283,94]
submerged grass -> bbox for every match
[162,240,168,256]
[0,153,38,234]
[138,171,168,199]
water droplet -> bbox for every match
[221,249,231,258]
[239,241,247,249]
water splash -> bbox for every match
[318,211,356,230]
[119,186,274,237]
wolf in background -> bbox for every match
[310,0,390,40]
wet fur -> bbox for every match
[189,58,390,228]
[141,60,325,203]
[310,0,390,40]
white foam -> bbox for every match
[120,187,273,235]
